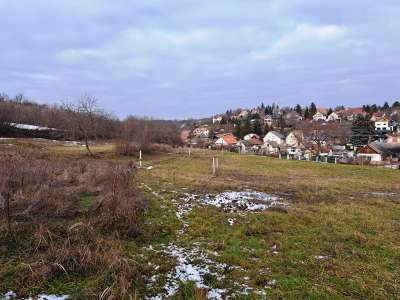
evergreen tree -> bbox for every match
[392,101,400,108]
[294,104,302,115]
[350,115,374,147]
[304,107,310,119]
[310,102,317,116]
[252,119,263,136]
[383,101,390,111]
[327,108,333,115]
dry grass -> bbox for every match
[0,147,147,298]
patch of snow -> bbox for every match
[146,166,154,170]
[315,255,329,260]
[2,291,16,299]
[1,292,68,300]
[201,190,288,213]
[155,243,228,300]
[7,123,59,131]
[227,218,236,226]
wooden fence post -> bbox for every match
[139,150,142,168]
[212,157,216,176]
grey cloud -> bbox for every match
[0,0,399,119]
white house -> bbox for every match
[214,133,237,146]
[313,112,326,122]
[327,112,340,122]
[212,116,223,124]
[374,117,392,131]
[243,133,260,141]
[263,131,285,145]
[285,130,304,148]
[264,115,273,127]
[192,127,210,138]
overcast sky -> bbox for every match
[1,1,400,119]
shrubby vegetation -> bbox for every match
[0,93,182,155]
[0,148,147,298]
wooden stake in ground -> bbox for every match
[212,157,216,176]
[139,150,142,168]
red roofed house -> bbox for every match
[215,133,238,147]
[337,108,365,121]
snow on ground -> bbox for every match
[148,242,274,300]
[176,190,288,215]
[7,123,58,131]
[315,255,329,260]
[1,292,68,299]
[141,187,279,299]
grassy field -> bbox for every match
[1,139,400,299]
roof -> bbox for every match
[375,116,390,122]
[266,131,284,139]
[364,141,400,155]
[218,133,237,144]
[318,108,328,114]
[264,140,280,148]
[338,107,364,116]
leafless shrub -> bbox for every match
[114,140,140,156]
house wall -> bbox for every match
[285,133,299,147]
[357,153,382,162]
[375,121,391,131]
[264,132,284,145]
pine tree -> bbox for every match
[294,104,302,115]
[350,115,374,147]
[310,102,317,116]
[383,102,390,111]
[304,107,310,119]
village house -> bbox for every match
[327,112,340,122]
[243,133,260,141]
[285,130,304,148]
[192,126,210,138]
[356,141,400,163]
[263,131,285,145]
[214,133,238,147]
[237,110,249,119]
[374,116,392,131]
[238,137,263,153]
[337,107,364,121]
[313,111,326,122]
[264,115,273,127]
[262,131,285,155]
[212,116,223,124]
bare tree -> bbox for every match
[62,95,104,156]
